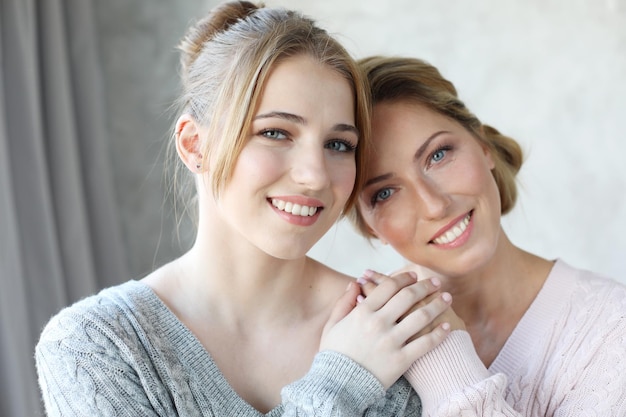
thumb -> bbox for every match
[324,281,360,331]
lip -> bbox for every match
[268,195,324,226]
[429,210,473,248]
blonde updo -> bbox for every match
[173,1,370,215]
[350,56,523,238]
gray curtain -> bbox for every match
[0,0,129,415]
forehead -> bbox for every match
[372,100,449,130]
[371,101,437,147]
[252,54,355,123]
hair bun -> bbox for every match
[178,1,261,73]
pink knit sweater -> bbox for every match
[405,260,626,416]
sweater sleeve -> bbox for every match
[280,350,387,416]
[404,331,521,416]
[35,309,165,417]
[281,350,423,416]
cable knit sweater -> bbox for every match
[404,259,626,416]
[35,280,422,417]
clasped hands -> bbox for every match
[320,270,465,389]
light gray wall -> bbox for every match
[94,0,219,277]
[96,0,626,282]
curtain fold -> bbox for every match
[0,0,129,415]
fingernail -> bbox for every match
[356,294,365,303]
[441,292,452,302]
[356,276,368,285]
[407,271,417,280]
[430,277,441,287]
[441,322,451,331]
[362,269,374,278]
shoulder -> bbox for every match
[306,256,355,293]
[552,259,626,310]
[36,280,158,355]
[34,281,185,416]
[541,260,626,349]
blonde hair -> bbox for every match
[351,56,523,238]
[173,1,370,218]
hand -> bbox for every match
[320,275,451,389]
[360,270,466,336]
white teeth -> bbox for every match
[272,199,319,217]
[433,214,470,245]
[274,199,286,210]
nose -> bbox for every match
[414,176,450,220]
[290,146,331,191]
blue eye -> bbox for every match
[372,188,394,205]
[261,129,287,140]
[431,149,446,162]
[326,140,356,153]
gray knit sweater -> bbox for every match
[35,280,421,416]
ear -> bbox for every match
[175,114,204,172]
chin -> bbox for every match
[411,245,493,277]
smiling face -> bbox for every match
[211,54,358,259]
[358,100,503,276]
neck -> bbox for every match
[435,230,553,366]
[177,237,317,326]
[445,233,546,322]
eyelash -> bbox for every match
[258,129,357,153]
[369,144,454,207]
[370,188,394,207]
[428,144,452,166]
[326,139,357,153]
[259,128,288,140]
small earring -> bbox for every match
[196,163,202,169]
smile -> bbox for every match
[432,212,471,245]
[271,198,319,217]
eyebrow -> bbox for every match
[254,111,305,124]
[254,111,359,137]
[414,130,449,160]
[363,130,450,188]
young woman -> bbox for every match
[352,56,626,416]
[35,4,453,416]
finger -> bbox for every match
[376,279,444,322]
[323,281,361,332]
[402,322,451,360]
[364,269,416,285]
[394,292,453,343]
[356,276,378,297]
[358,273,417,311]
[363,270,442,299]
[397,287,443,321]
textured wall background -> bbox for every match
[95,0,626,283]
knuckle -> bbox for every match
[412,306,433,323]
[396,286,416,303]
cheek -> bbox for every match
[235,146,283,183]
[364,199,415,247]
[454,155,494,195]
[331,161,357,200]
[378,216,411,245]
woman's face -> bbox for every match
[358,101,502,276]
[213,55,358,259]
